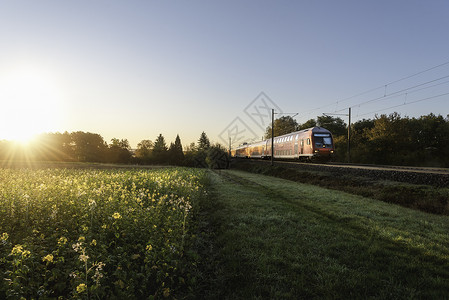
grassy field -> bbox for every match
[2,164,449,299]
[195,170,449,299]
[232,161,449,215]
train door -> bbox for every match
[300,139,304,154]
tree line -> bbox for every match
[265,112,449,167]
[0,131,229,168]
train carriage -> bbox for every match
[231,126,334,161]
[247,140,268,158]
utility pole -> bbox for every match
[323,107,352,163]
[347,107,351,163]
[271,108,274,166]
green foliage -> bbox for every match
[265,116,298,139]
[317,115,347,137]
[297,118,317,130]
[0,167,208,299]
[350,113,449,166]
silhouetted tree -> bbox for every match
[108,138,132,163]
[135,140,153,164]
[183,142,197,167]
[152,134,168,164]
[71,132,108,162]
[197,132,210,151]
[168,134,184,165]
[206,143,229,169]
[32,132,73,161]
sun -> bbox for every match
[0,66,66,143]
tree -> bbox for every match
[205,143,229,169]
[265,116,298,139]
[297,119,317,130]
[135,140,153,163]
[409,113,449,166]
[197,132,210,151]
[32,132,73,161]
[108,138,132,163]
[185,142,196,152]
[70,131,108,162]
[350,119,375,163]
[183,142,197,167]
[152,134,168,164]
[168,134,184,165]
[363,113,412,165]
[317,116,347,137]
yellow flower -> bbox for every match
[1,232,8,242]
[42,254,54,263]
[112,212,122,219]
[76,283,87,293]
[58,236,68,246]
[11,245,31,258]
[11,244,23,255]
[78,236,85,242]
[91,239,97,246]
[146,244,153,251]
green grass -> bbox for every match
[196,170,449,299]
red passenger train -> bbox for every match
[231,127,334,161]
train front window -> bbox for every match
[314,134,332,148]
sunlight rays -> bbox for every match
[0,65,67,143]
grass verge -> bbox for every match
[232,161,449,215]
[195,170,449,299]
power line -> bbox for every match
[384,60,449,86]
[340,60,449,104]
[297,59,449,121]
[358,92,449,117]
[334,74,449,113]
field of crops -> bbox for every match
[0,167,207,299]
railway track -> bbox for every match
[279,161,449,175]
[232,158,449,187]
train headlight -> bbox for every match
[314,150,319,153]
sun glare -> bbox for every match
[0,66,66,143]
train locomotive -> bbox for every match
[231,127,334,161]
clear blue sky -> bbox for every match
[1,0,448,148]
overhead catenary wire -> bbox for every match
[358,92,449,117]
[296,59,449,122]
[334,74,449,114]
